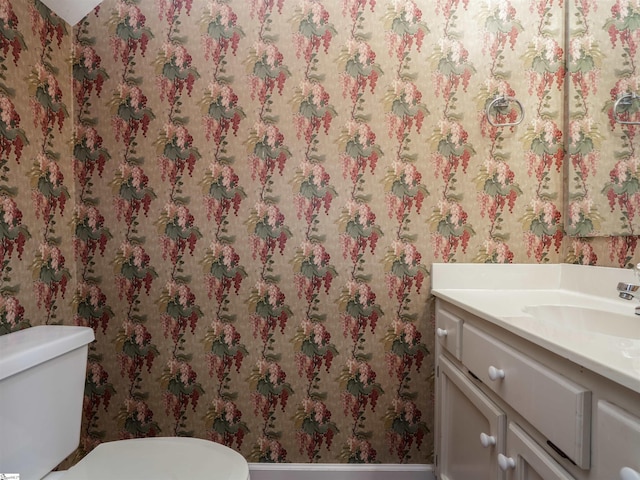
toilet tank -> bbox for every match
[0,326,95,480]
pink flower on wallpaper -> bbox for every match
[338,200,381,262]
[205,397,248,448]
[112,163,155,223]
[339,39,380,101]
[249,358,291,419]
[203,240,246,302]
[383,396,426,460]
[0,294,26,333]
[249,0,284,23]
[0,195,28,264]
[29,0,66,48]
[293,159,335,222]
[293,80,335,142]
[119,396,160,438]
[477,239,515,264]
[338,358,381,419]
[30,153,69,220]
[254,436,287,463]
[248,121,289,183]
[338,280,381,342]
[157,0,193,24]
[157,122,199,183]
[73,124,108,187]
[73,281,112,334]
[111,83,154,146]
[383,0,426,59]
[341,0,376,22]
[32,242,70,314]
[29,62,67,135]
[202,81,243,142]
[116,318,157,383]
[293,240,335,300]
[109,1,151,63]
[204,318,246,381]
[203,161,245,223]
[293,0,334,61]
[293,318,335,381]
[202,1,242,62]
[73,43,107,104]
[114,241,157,302]
[0,95,26,163]
[294,397,338,461]
[159,280,202,342]
[155,42,198,103]
[247,201,291,262]
[343,436,377,463]
[523,198,563,262]
[339,120,380,182]
[248,280,291,342]
[0,0,24,65]
[72,203,111,263]
[160,357,203,423]
[569,34,600,97]
[247,40,288,102]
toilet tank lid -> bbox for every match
[0,325,95,381]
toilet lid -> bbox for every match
[61,437,249,480]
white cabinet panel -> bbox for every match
[437,355,506,480]
[594,400,640,480]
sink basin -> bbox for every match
[522,305,640,339]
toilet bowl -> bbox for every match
[52,437,249,480]
[0,325,250,480]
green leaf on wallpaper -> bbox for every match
[391,99,411,116]
[570,137,593,155]
[571,56,595,73]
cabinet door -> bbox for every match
[498,423,575,480]
[437,355,506,480]
[594,400,640,480]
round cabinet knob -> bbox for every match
[620,467,640,480]
[488,365,505,381]
[498,454,516,471]
[479,432,496,448]
[436,328,448,338]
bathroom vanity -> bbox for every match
[431,264,640,480]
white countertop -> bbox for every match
[431,263,640,394]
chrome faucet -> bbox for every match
[617,282,640,300]
[617,281,640,315]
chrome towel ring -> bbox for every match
[613,92,640,125]
[485,95,525,128]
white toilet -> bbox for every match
[0,325,250,480]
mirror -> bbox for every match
[567,1,640,237]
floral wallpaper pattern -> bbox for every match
[1,0,640,467]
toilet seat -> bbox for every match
[59,437,250,480]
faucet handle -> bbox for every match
[617,282,639,292]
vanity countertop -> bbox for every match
[431,263,640,395]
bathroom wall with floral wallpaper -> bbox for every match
[1,0,638,466]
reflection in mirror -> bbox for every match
[567,1,640,237]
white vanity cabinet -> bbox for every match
[434,299,640,480]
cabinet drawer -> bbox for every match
[594,400,640,479]
[462,323,591,469]
[500,422,575,480]
[436,306,463,360]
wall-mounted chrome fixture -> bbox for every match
[485,95,525,128]
[613,92,640,125]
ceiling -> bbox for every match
[40,0,102,25]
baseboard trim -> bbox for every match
[248,463,435,480]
